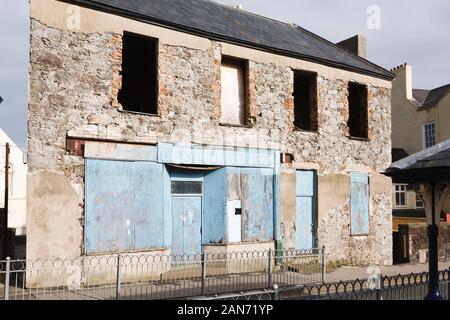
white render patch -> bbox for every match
[227,200,242,243]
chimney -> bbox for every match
[390,63,413,100]
[336,35,367,59]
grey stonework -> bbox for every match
[28,19,393,265]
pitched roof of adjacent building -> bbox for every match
[420,84,450,109]
[412,89,430,105]
[392,148,409,162]
[66,0,394,80]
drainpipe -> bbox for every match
[425,181,443,300]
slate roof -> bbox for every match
[421,84,450,109]
[389,139,450,172]
[66,0,394,80]
[392,148,409,162]
[408,148,450,170]
[386,139,450,183]
[412,89,429,105]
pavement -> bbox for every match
[325,259,450,283]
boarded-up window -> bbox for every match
[293,71,318,131]
[348,83,368,139]
[220,57,247,125]
[118,32,158,114]
[85,159,164,253]
[350,173,369,236]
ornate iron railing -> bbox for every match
[0,248,324,300]
[195,269,450,301]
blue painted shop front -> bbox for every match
[84,142,280,256]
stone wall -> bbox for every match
[398,223,450,264]
[28,17,392,265]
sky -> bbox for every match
[0,0,450,148]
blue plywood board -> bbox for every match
[85,159,165,254]
[296,170,315,197]
[203,168,227,244]
[171,197,202,256]
[296,197,313,250]
[296,170,316,250]
[242,168,274,242]
[158,142,276,168]
[350,173,370,236]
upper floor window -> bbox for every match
[118,32,158,114]
[415,194,424,209]
[220,57,247,126]
[423,122,436,149]
[347,83,369,139]
[394,184,408,208]
[293,70,318,132]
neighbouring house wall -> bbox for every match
[0,130,27,236]
[28,0,393,266]
[436,93,450,150]
[391,186,419,211]
[391,65,450,218]
[391,65,438,155]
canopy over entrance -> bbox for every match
[384,139,450,300]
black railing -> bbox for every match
[196,269,450,301]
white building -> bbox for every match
[0,129,27,235]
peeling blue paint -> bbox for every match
[203,168,227,244]
[296,170,316,250]
[158,142,276,168]
[85,159,165,253]
[244,167,274,242]
[85,144,280,255]
[350,173,370,236]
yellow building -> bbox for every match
[392,63,450,155]
[391,64,450,230]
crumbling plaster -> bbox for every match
[28,0,393,265]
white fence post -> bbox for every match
[268,249,273,288]
[201,251,206,296]
[4,257,10,300]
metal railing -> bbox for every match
[196,269,450,301]
[0,248,324,300]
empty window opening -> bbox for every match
[118,32,158,114]
[347,83,369,139]
[293,71,318,131]
[220,57,247,126]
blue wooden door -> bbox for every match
[350,173,369,235]
[296,170,316,250]
[172,197,202,257]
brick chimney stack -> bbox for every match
[336,35,367,59]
